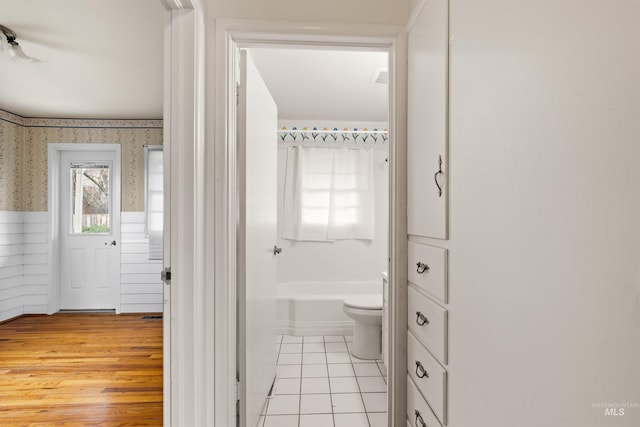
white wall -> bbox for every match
[422,1,640,426]
[0,211,24,321]
[120,212,163,313]
[210,0,408,25]
[276,121,389,285]
[0,211,161,322]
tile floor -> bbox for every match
[258,334,388,427]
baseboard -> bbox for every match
[277,319,354,337]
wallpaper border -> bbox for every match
[0,109,162,129]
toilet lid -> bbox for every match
[343,295,383,310]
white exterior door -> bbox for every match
[237,50,279,427]
[59,150,121,310]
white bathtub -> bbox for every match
[277,281,382,336]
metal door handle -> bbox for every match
[273,245,283,255]
[105,240,117,246]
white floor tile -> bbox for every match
[330,376,360,393]
[326,352,351,364]
[325,342,348,353]
[356,376,387,393]
[278,353,302,365]
[362,392,387,412]
[300,393,333,414]
[324,335,346,342]
[328,363,355,377]
[303,336,324,343]
[376,361,387,374]
[303,342,326,353]
[367,412,388,427]
[282,335,303,343]
[333,413,369,427]
[344,335,353,342]
[263,414,298,427]
[303,352,327,365]
[280,343,303,353]
[277,364,302,378]
[331,393,365,413]
[267,395,300,415]
[300,413,334,427]
[301,377,331,394]
[276,335,283,343]
[302,364,328,378]
[353,363,382,377]
[276,378,301,395]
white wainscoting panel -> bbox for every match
[120,212,163,313]
[0,211,24,322]
[23,212,49,314]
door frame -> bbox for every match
[47,143,122,314]
[214,20,409,427]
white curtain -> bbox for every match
[146,147,163,260]
[282,146,375,241]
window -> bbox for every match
[69,163,111,234]
[281,146,375,241]
[146,147,163,260]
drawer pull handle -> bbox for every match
[416,262,430,274]
[415,360,429,379]
[414,410,427,427]
[416,311,429,326]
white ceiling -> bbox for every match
[0,0,165,119]
[0,1,388,122]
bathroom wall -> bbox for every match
[276,121,389,285]
[0,111,24,212]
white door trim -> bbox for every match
[214,19,408,427]
[47,143,122,315]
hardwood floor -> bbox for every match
[0,313,162,426]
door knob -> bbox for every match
[273,245,283,255]
[105,240,117,246]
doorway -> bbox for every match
[232,40,394,427]
[48,144,122,313]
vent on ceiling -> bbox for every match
[372,68,389,85]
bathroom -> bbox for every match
[249,47,390,427]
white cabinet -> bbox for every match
[407,0,449,240]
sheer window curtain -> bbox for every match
[282,146,375,241]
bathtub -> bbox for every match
[277,281,382,336]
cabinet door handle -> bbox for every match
[434,154,444,197]
[416,311,429,326]
[416,262,429,274]
[414,410,427,427]
[415,360,429,379]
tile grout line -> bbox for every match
[298,336,304,427]
[347,334,374,427]
[325,335,337,427]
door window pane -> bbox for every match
[70,165,110,234]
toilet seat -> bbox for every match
[343,295,382,310]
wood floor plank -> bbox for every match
[0,313,162,426]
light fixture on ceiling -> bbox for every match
[0,24,39,63]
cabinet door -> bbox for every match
[407,0,449,239]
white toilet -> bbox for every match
[343,295,383,360]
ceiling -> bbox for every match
[0,1,388,122]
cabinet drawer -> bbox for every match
[408,242,448,303]
[407,331,447,425]
[408,286,448,364]
[407,375,443,427]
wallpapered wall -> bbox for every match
[0,110,162,212]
